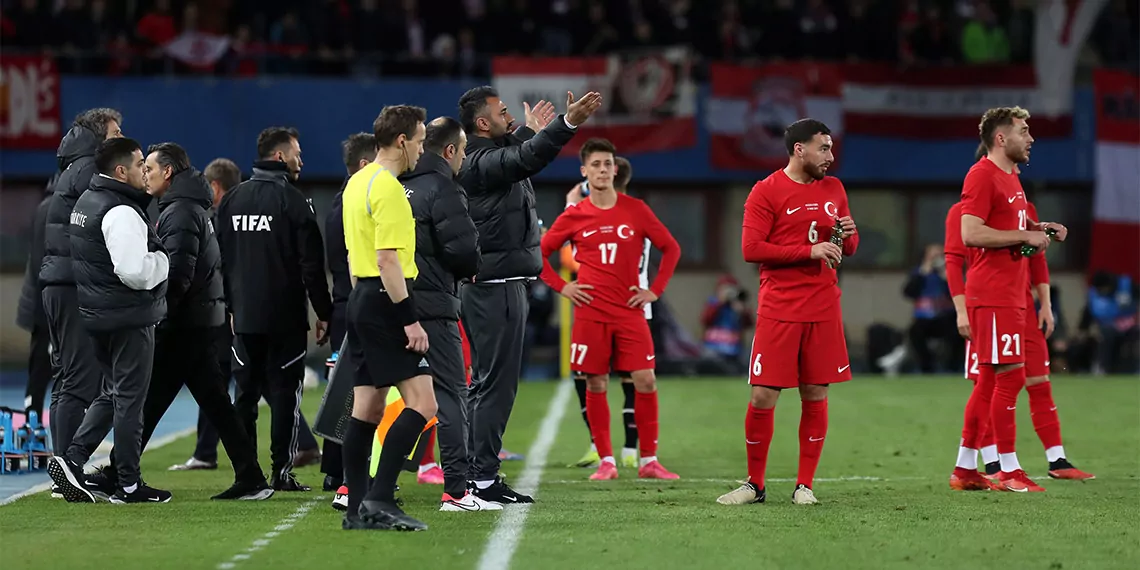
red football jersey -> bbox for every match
[960,158,1029,309]
[540,194,681,324]
[742,169,859,323]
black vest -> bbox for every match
[70,175,168,332]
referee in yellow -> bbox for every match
[341,105,437,531]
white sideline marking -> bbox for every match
[0,425,197,507]
[216,497,322,570]
[545,476,931,485]
[476,379,573,570]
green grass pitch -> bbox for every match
[2,375,1137,569]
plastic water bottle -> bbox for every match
[1020,227,1058,257]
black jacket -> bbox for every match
[458,116,577,281]
[399,153,481,321]
[156,168,226,329]
[70,176,168,332]
[325,183,351,308]
[16,178,56,331]
[40,125,101,286]
[216,161,333,334]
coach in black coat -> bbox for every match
[16,179,55,418]
[399,117,481,499]
[453,87,600,502]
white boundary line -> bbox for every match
[543,476,929,485]
[0,425,197,507]
[216,496,323,570]
[476,379,573,570]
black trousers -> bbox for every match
[194,330,318,463]
[66,325,155,489]
[423,319,470,497]
[42,285,104,454]
[460,281,529,481]
[232,332,307,480]
[25,320,53,417]
[105,326,264,484]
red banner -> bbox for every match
[707,62,843,171]
[492,49,698,156]
[1089,69,1140,281]
[0,55,61,150]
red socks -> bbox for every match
[586,390,613,459]
[991,366,1027,453]
[961,366,996,449]
[1027,382,1063,450]
[420,426,436,466]
[634,390,659,458]
[744,404,774,488]
[797,399,828,488]
[978,419,995,449]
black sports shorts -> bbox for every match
[346,278,431,388]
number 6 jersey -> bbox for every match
[742,169,858,323]
[540,194,681,323]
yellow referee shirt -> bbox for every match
[342,162,418,279]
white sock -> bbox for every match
[621,447,637,459]
[123,483,138,494]
[601,456,616,466]
[589,443,597,453]
[1045,445,1066,463]
[474,479,495,490]
[418,462,438,474]
[955,447,978,470]
[980,445,999,465]
[639,455,657,468]
[999,453,1022,473]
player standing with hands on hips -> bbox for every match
[540,138,682,482]
[718,119,858,507]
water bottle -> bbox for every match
[1020,227,1058,257]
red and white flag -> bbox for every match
[0,55,60,150]
[164,32,232,69]
[1089,69,1140,281]
[492,48,697,156]
[706,62,843,171]
[841,63,1071,139]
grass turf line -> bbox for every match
[0,376,1136,570]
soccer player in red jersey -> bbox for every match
[539,138,682,481]
[717,119,858,506]
[955,107,1069,493]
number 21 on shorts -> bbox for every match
[1001,333,1021,357]
[570,343,589,366]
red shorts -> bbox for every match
[1023,311,1050,378]
[968,306,1027,366]
[570,318,654,376]
[964,339,979,380]
[748,316,851,388]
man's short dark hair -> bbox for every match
[974,142,987,161]
[424,117,464,155]
[95,137,142,175]
[579,138,616,164]
[256,126,299,159]
[978,106,1030,150]
[204,158,241,191]
[342,133,377,173]
[146,142,190,176]
[614,156,632,190]
[784,119,832,155]
[73,108,123,140]
[458,86,499,134]
[373,105,427,148]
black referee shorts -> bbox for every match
[346,278,431,388]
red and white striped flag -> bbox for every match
[706,62,843,171]
[1089,69,1140,280]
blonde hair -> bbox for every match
[978,106,1031,150]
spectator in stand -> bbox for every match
[902,244,958,373]
[1077,272,1140,375]
[1092,0,1140,68]
[136,0,178,49]
[700,275,752,374]
[912,5,957,64]
[960,0,1010,63]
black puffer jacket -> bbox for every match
[399,152,480,321]
[156,168,226,329]
[458,116,577,281]
[16,178,55,331]
[40,126,101,286]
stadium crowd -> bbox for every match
[3,0,1137,76]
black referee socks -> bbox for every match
[343,417,378,517]
[365,408,428,503]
